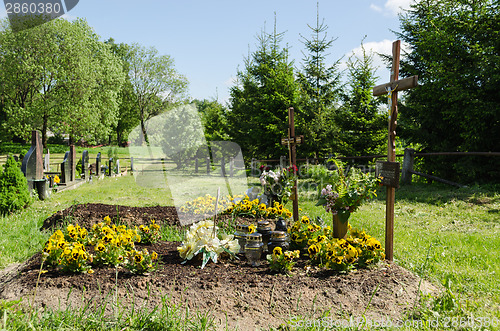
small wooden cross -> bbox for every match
[373,40,418,261]
[280,107,303,224]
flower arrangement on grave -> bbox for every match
[138,219,161,244]
[124,248,158,275]
[177,220,240,269]
[286,215,385,272]
[259,166,297,204]
[42,217,159,275]
[316,159,380,238]
[225,197,292,219]
[267,246,300,274]
[178,194,234,216]
[288,216,325,251]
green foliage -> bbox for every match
[193,99,231,142]
[0,156,31,215]
[105,38,141,144]
[336,42,386,158]
[297,6,343,158]
[397,0,500,183]
[0,17,125,146]
[127,43,189,144]
[227,24,300,160]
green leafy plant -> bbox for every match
[0,156,31,215]
[267,246,300,274]
[124,248,158,275]
[138,219,162,244]
[316,158,379,223]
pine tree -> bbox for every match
[297,4,343,158]
[336,43,386,158]
[228,20,299,160]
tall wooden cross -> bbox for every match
[373,40,418,261]
[280,107,303,224]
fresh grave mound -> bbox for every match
[1,204,436,330]
[40,203,181,230]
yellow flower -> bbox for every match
[87,269,94,274]
[151,251,158,260]
[273,246,283,256]
[104,216,111,225]
[54,175,60,184]
[248,224,256,234]
[301,216,310,224]
[308,244,320,256]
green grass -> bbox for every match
[1,174,499,330]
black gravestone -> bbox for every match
[61,151,71,184]
[96,152,101,176]
[108,158,113,176]
[81,150,89,180]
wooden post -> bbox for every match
[220,156,226,177]
[373,40,418,261]
[280,107,304,224]
[401,148,415,185]
[195,158,198,174]
[206,157,210,175]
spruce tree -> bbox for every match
[336,43,386,158]
[228,20,299,160]
[297,4,343,158]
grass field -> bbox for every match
[0,171,499,330]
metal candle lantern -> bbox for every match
[234,224,250,254]
[245,233,263,266]
[268,231,290,253]
[257,220,272,253]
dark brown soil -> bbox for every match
[1,203,436,330]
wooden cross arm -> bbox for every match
[373,75,418,96]
[281,135,304,145]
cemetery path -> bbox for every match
[1,204,436,330]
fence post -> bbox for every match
[229,157,234,177]
[195,158,198,174]
[221,156,226,177]
[206,157,210,175]
[251,158,257,177]
[401,148,415,185]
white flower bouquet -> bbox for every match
[177,220,240,269]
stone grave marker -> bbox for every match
[21,130,44,192]
[96,153,101,176]
[108,158,113,176]
[81,150,89,180]
[61,151,71,184]
[44,149,50,172]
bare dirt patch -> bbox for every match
[1,203,436,330]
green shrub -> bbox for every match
[0,156,31,215]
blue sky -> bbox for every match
[1,0,416,103]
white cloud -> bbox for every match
[370,0,418,16]
[343,39,411,82]
[370,4,383,13]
